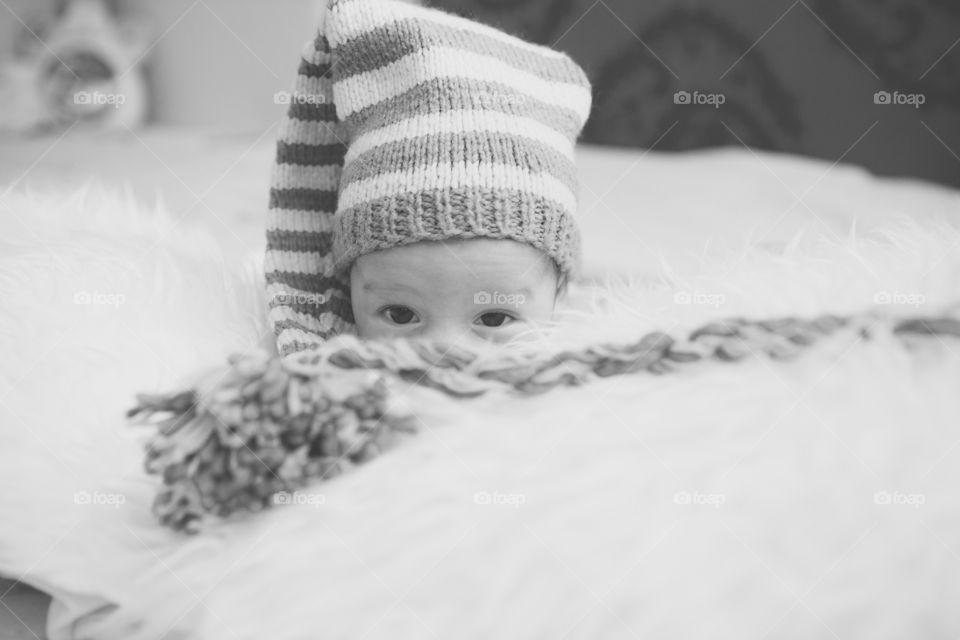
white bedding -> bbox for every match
[1,129,959,639]
[3,127,958,277]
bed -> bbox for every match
[1,127,959,639]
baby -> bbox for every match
[351,238,562,349]
[265,0,592,356]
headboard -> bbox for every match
[428,0,960,188]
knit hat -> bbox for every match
[266,0,593,357]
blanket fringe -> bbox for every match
[129,310,960,533]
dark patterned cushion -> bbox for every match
[427,0,960,188]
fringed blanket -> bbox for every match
[1,187,959,639]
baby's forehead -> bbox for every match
[358,239,554,273]
[352,239,557,295]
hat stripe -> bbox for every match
[303,33,334,64]
[297,59,332,79]
[342,131,580,196]
[329,0,571,62]
[266,208,336,234]
[269,188,338,213]
[345,109,575,166]
[270,163,339,191]
[280,119,347,147]
[266,229,335,254]
[283,74,336,119]
[266,282,350,309]
[342,78,584,140]
[266,285,353,321]
[274,316,349,340]
[271,320,343,350]
[287,100,338,123]
[273,319,335,343]
[338,163,577,215]
[335,18,585,85]
[265,251,336,278]
[335,47,591,121]
[276,141,346,166]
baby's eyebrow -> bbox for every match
[363,281,536,298]
[363,281,420,294]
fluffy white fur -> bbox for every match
[1,186,959,639]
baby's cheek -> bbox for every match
[350,293,378,339]
[499,299,557,343]
[353,311,373,338]
[353,309,392,339]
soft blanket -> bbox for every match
[1,186,959,639]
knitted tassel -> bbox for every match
[129,312,960,534]
[128,350,416,534]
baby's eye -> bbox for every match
[382,306,419,325]
[476,311,515,328]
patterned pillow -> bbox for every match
[427,0,960,188]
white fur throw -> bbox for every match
[1,186,959,639]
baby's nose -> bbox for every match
[419,324,480,350]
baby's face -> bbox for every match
[350,239,559,349]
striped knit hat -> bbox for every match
[266,0,593,356]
